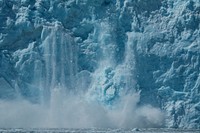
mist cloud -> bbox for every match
[0,92,164,128]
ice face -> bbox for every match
[0,0,200,129]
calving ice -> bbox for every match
[0,0,200,129]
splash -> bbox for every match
[0,22,164,128]
[0,91,164,128]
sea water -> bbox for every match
[0,128,199,133]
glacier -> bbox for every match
[0,0,200,129]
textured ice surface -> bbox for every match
[0,0,200,128]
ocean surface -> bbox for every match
[0,128,199,133]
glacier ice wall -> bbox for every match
[0,0,200,128]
